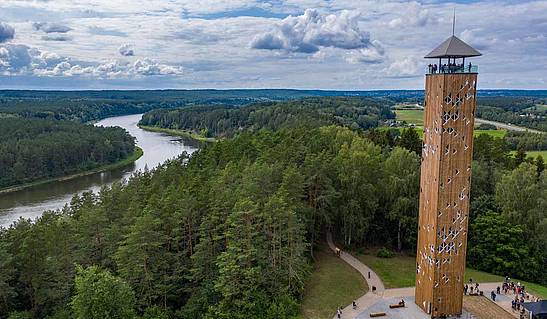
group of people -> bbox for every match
[428,62,473,74]
[504,278,533,318]
[463,278,480,295]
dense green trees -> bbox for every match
[0,118,136,188]
[72,266,137,319]
[0,119,545,318]
[0,91,545,318]
[467,134,546,283]
[139,97,395,138]
[476,96,547,131]
[0,125,420,318]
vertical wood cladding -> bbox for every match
[415,73,477,318]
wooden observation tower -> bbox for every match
[415,29,482,318]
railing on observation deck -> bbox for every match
[426,65,478,75]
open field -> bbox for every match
[355,253,547,298]
[510,149,547,159]
[378,126,507,139]
[523,104,547,112]
[300,244,368,319]
[463,296,514,319]
[473,129,507,138]
[394,109,424,126]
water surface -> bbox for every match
[0,113,198,228]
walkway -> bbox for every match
[327,233,384,319]
[475,118,544,134]
[325,234,517,319]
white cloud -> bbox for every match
[118,44,134,56]
[251,9,382,55]
[387,2,436,28]
[0,0,546,89]
[0,43,183,78]
[0,44,32,73]
[33,22,72,33]
[345,40,385,64]
[41,34,72,41]
[384,57,420,78]
[0,22,15,43]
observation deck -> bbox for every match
[426,64,478,75]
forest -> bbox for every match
[139,97,395,138]
[0,118,136,189]
[0,119,544,319]
[475,96,547,131]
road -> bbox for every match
[475,118,544,134]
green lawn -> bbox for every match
[395,110,424,126]
[473,129,507,138]
[355,253,547,298]
[523,104,547,112]
[394,110,507,138]
[378,126,505,139]
[358,254,416,289]
[510,150,547,159]
[300,244,368,319]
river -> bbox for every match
[0,113,199,228]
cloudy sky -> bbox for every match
[0,0,545,90]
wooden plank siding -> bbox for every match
[415,73,478,318]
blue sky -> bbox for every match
[0,0,545,90]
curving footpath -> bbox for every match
[327,233,385,319]
[326,233,520,319]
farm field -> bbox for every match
[394,109,424,126]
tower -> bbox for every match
[415,35,481,318]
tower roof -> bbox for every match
[425,35,482,58]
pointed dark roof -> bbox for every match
[425,35,482,58]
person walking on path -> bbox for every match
[352,301,357,310]
[336,307,342,319]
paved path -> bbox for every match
[475,118,544,134]
[327,233,384,319]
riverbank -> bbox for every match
[138,125,217,143]
[0,146,143,195]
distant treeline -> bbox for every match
[505,131,547,151]
[139,97,395,138]
[0,118,135,189]
[476,96,547,131]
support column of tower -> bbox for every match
[415,72,478,318]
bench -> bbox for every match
[389,303,405,308]
[369,312,386,317]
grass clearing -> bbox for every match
[473,129,507,138]
[510,150,547,159]
[300,243,367,319]
[355,252,547,298]
[394,109,424,126]
[378,126,505,139]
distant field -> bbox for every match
[523,104,547,112]
[510,150,547,159]
[355,253,547,298]
[395,109,424,126]
[378,126,506,139]
[300,244,367,319]
[473,129,507,138]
